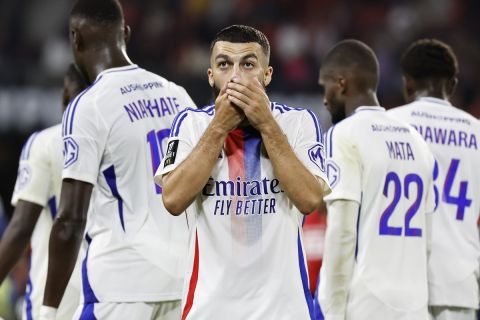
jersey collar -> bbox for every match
[96,64,140,79]
[354,106,386,113]
[416,96,452,106]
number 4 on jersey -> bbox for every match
[441,159,472,220]
[146,129,171,194]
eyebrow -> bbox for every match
[214,53,259,61]
[215,54,231,61]
[242,53,258,61]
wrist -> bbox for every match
[258,119,281,137]
[209,119,232,137]
[39,306,58,320]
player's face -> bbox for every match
[208,41,272,97]
[319,71,346,124]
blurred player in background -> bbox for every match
[0,63,87,320]
[389,39,480,320]
[40,0,196,319]
[156,25,329,320]
[317,40,435,320]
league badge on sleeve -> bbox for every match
[63,137,79,168]
[308,144,326,172]
[163,140,179,167]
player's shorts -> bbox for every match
[346,277,428,320]
[73,300,181,320]
[429,306,477,320]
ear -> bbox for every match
[447,77,457,97]
[337,77,347,94]
[207,68,214,88]
[263,66,273,87]
[124,25,131,44]
[402,75,415,101]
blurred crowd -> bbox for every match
[1,0,480,110]
[1,0,480,318]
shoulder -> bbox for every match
[170,105,215,137]
[271,102,321,128]
[272,102,323,139]
[19,125,58,162]
[388,102,416,116]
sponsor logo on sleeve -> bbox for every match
[308,144,326,172]
[326,160,340,188]
[163,140,179,167]
[63,137,79,168]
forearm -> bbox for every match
[0,224,33,283]
[43,216,85,307]
[260,122,324,214]
[163,122,228,215]
[0,201,41,283]
[319,199,358,319]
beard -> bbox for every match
[328,94,347,124]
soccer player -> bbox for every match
[155,25,329,320]
[316,40,436,320]
[39,1,196,319]
[0,63,87,320]
[389,39,480,320]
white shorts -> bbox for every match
[73,300,181,320]
[346,278,428,320]
[429,306,477,320]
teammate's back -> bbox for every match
[389,39,480,320]
[325,107,434,315]
[62,65,195,301]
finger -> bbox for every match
[227,95,249,111]
[227,81,255,100]
[226,88,250,106]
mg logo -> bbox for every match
[63,137,79,168]
[308,144,325,172]
[326,160,340,188]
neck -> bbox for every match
[82,46,132,82]
[345,90,379,117]
[412,88,449,101]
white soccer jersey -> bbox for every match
[155,102,329,320]
[61,64,196,308]
[320,106,435,319]
[11,124,81,320]
[389,97,480,308]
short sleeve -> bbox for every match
[62,96,108,184]
[323,125,362,204]
[11,132,51,207]
[154,109,196,186]
[293,110,329,188]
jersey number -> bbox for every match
[433,158,472,220]
[379,172,423,237]
[146,129,171,194]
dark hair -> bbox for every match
[65,63,87,86]
[322,39,379,89]
[210,25,270,61]
[401,39,458,80]
[70,0,124,25]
